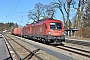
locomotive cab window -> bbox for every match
[50,22,62,30]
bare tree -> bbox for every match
[34,2,44,21]
[64,0,72,29]
[51,0,74,29]
[28,9,37,22]
[83,0,90,28]
[52,0,66,26]
[80,0,85,28]
[28,2,44,22]
[73,0,85,28]
[44,4,56,18]
[28,2,56,22]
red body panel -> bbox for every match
[13,27,22,36]
[22,24,32,35]
[31,21,46,35]
[13,28,18,35]
[28,24,32,34]
[31,19,64,36]
[45,20,64,36]
[18,28,22,36]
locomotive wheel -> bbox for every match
[42,39,46,44]
[46,39,49,44]
[43,39,49,44]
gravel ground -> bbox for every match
[19,37,90,60]
[5,34,59,60]
[66,36,90,41]
[62,42,90,60]
[5,33,90,60]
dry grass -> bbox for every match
[74,28,90,39]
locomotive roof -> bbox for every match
[32,18,55,24]
[31,18,62,26]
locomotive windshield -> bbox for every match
[50,22,62,30]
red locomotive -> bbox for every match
[22,24,32,38]
[13,18,65,44]
[13,27,22,36]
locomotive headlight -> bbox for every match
[48,31,51,35]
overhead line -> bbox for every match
[9,0,20,19]
[8,0,16,16]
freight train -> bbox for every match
[12,18,65,44]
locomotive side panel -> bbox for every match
[17,28,22,36]
[31,22,47,36]
[28,24,32,34]
[31,19,65,44]
[22,24,31,38]
[14,28,19,35]
[22,26,25,35]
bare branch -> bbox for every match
[28,2,56,22]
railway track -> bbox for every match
[12,34,90,59]
[65,39,90,47]
[51,44,90,58]
[3,34,43,60]
[3,33,90,60]
[14,35,90,59]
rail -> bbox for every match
[4,34,43,60]
[3,35,13,60]
[65,38,90,47]
[51,44,90,58]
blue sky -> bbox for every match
[0,0,76,26]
